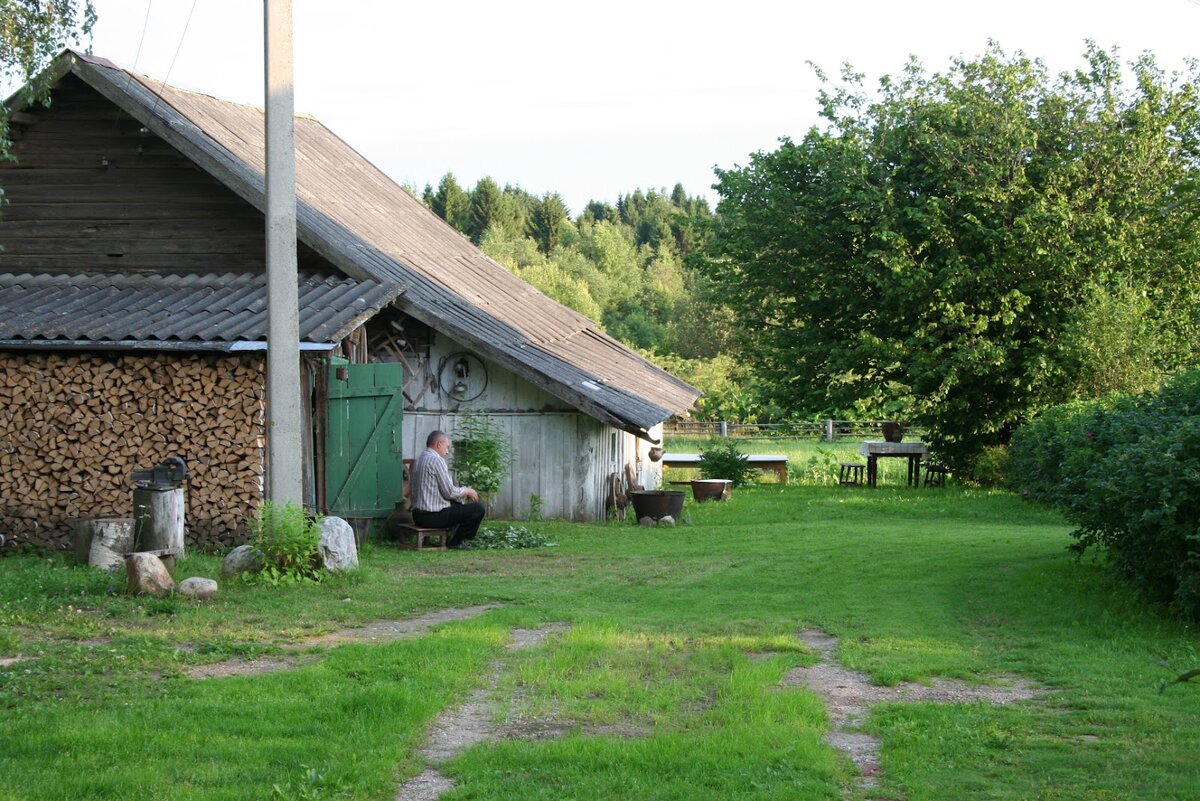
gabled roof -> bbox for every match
[0,272,402,349]
[14,51,699,438]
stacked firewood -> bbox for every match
[0,352,266,552]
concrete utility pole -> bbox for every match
[264,0,303,505]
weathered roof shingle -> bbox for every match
[0,271,402,348]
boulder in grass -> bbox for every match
[178,577,218,600]
[125,552,174,597]
[658,515,676,527]
[639,516,656,527]
[221,544,265,577]
[318,516,359,572]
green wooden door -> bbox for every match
[325,359,404,517]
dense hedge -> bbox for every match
[1007,370,1200,619]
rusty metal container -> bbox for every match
[691,479,732,502]
[629,490,685,520]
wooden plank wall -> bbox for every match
[398,330,662,521]
[0,74,330,274]
[0,351,266,552]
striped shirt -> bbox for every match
[411,447,465,513]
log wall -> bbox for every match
[0,351,266,552]
[0,73,331,275]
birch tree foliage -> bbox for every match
[1,0,96,158]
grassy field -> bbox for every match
[2,485,1198,800]
[663,436,924,485]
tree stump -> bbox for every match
[70,517,136,571]
[133,488,185,558]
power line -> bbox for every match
[149,0,200,116]
[132,0,154,71]
[113,0,154,133]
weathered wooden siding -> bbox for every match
[0,351,266,552]
[0,74,330,274]
[399,331,662,521]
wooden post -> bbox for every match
[133,488,186,558]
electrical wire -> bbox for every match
[149,0,200,117]
[131,0,155,71]
[112,0,155,134]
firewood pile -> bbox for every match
[0,352,266,552]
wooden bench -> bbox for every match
[923,463,950,488]
[395,458,449,550]
[394,524,449,551]
[839,462,865,486]
[662,453,789,484]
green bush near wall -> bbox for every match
[1007,370,1200,618]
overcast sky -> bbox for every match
[77,0,1200,214]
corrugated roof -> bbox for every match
[0,271,403,347]
[58,51,699,437]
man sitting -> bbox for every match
[410,430,485,548]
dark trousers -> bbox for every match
[412,501,486,546]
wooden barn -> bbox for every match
[0,51,700,551]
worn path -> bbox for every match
[395,623,570,801]
[187,604,501,679]
[782,630,1043,795]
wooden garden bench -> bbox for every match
[923,463,950,487]
[395,458,449,550]
[839,462,865,486]
[662,453,790,484]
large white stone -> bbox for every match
[125,552,174,597]
[178,577,218,600]
[318,516,359,572]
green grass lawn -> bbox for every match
[2,486,1198,800]
[662,436,924,486]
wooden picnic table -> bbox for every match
[662,453,789,484]
[859,441,928,488]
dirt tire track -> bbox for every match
[395,623,569,801]
[784,629,1043,795]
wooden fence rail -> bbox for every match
[663,419,927,441]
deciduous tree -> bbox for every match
[701,44,1200,468]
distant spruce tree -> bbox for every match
[529,192,570,255]
[579,200,621,226]
[430,172,471,234]
[468,177,504,243]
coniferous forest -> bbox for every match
[416,175,753,421]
